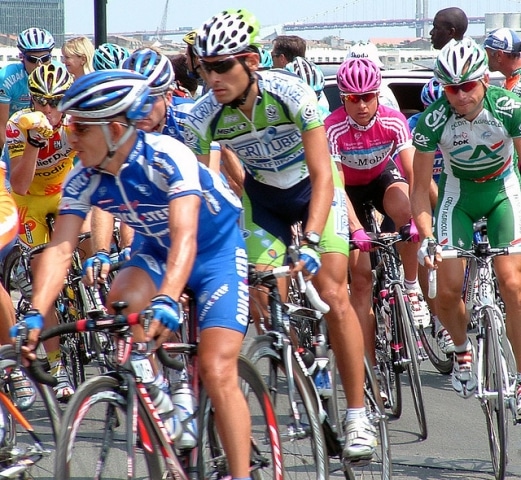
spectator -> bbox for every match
[0,27,55,148]
[61,36,95,79]
[484,28,521,97]
[430,7,468,50]
[271,35,306,68]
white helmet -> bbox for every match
[346,41,384,69]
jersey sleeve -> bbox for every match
[4,109,30,160]
[412,102,447,153]
[59,164,99,219]
[183,94,217,156]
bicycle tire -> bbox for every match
[198,355,284,480]
[374,297,402,419]
[55,375,163,479]
[328,350,392,480]
[394,283,428,440]
[482,306,508,480]
[418,321,453,375]
[245,335,329,480]
[2,244,32,317]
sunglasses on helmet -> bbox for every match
[24,53,52,64]
[443,80,480,95]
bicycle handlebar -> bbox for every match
[25,312,184,386]
[427,243,521,299]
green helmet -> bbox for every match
[194,9,261,57]
[434,38,488,85]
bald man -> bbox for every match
[430,7,468,50]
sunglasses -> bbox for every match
[340,91,379,104]
[199,53,250,74]
[69,121,128,136]
[443,80,480,95]
[24,53,52,64]
[32,95,63,108]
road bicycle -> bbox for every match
[2,222,120,391]
[245,263,391,480]
[29,302,283,479]
[364,203,428,440]
[428,222,521,480]
[0,344,60,478]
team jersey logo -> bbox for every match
[495,95,521,118]
[413,132,429,148]
[424,105,447,131]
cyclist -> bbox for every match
[408,78,454,355]
[185,8,376,463]
[325,57,430,389]
[285,56,329,119]
[345,41,399,110]
[15,69,252,480]
[270,34,306,68]
[484,28,521,97]
[4,63,76,401]
[61,36,95,80]
[412,38,521,406]
[0,27,55,147]
[84,48,198,281]
[93,43,130,71]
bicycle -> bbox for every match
[245,263,392,480]
[35,301,284,479]
[428,224,521,480]
[364,203,428,440]
[2,227,118,391]
[0,343,60,478]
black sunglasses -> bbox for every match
[200,53,250,74]
[24,53,52,64]
[32,95,63,108]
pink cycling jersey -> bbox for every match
[325,104,412,186]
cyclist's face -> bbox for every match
[444,79,486,119]
[136,92,171,133]
[32,99,63,127]
[342,92,379,126]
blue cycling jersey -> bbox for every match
[0,63,31,116]
[60,131,242,252]
[162,96,194,142]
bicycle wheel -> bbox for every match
[328,350,392,480]
[482,306,508,480]
[198,355,284,480]
[418,319,453,375]
[55,375,162,479]
[374,299,402,418]
[245,335,329,480]
[394,283,428,440]
[2,243,32,317]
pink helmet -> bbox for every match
[337,58,381,94]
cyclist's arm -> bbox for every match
[396,145,415,191]
[90,206,116,252]
[9,140,39,195]
[30,213,83,319]
[0,104,10,147]
[411,149,435,240]
[514,137,521,161]
[302,126,333,236]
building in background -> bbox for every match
[0,0,65,47]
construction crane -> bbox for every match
[156,0,170,42]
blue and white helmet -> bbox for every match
[123,48,174,95]
[17,27,55,52]
[58,70,154,121]
[93,43,131,70]
[285,57,325,95]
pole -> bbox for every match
[94,0,108,47]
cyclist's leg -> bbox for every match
[194,240,251,478]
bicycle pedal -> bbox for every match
[343,456,373,468]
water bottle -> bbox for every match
[17,111,46,129]
[132,354,180,441]
[172,382,198,449]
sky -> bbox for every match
[63,0,516,42]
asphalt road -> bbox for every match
[14,340,521,479]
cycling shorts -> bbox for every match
[345,159,406,231]
[435,172,521,249]
[242,161,349,267]
[123,230,249,334]
[0,188,18,251]
[12,192,59,248]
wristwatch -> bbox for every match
[303,231,321,246]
